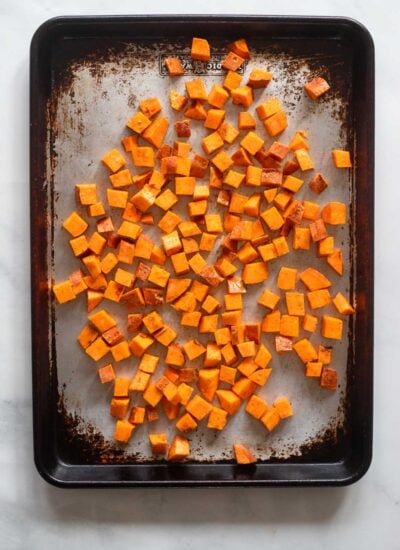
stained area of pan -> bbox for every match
[30,16,374,486]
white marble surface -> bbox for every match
[1,1,399,549]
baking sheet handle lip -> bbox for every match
[29,14,375,43]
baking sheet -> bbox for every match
[51,38,352,461]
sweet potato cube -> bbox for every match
[240,131,264,156]
[304,76,330,100]
[219,365,236,385]
[69,235,89,257]
[204,109,225,130]
[149,433,168,454]
[138,353,159,374]
[98,363,115,384]
[320,367,338,391]
[332,292,355,315]
[322,202,347,225]
[185,394,212,421]
[128,406,146,425]
[139,97,161,119]
[305,361,323,377]
[261,206,284,231]
[206,407,227,430]
[260,407,281,431]
[258,243,277,262]
[242,262,268,285]
[228,38,250,59]
[273,396,293,419]
[75,183,97,206]
[127,313,144,333]
[253,344,272,369]
[131,146,155,168]
[126,111,151,134]
[307,289,331,310]
[121,287,145,309]
[89,309,116,332]
[277,267,297,290]
[247,67,272,88]
[185,100,207,120]
[327,250,344,275]
[246,394,269,419]
[142,382,163,407]
[233,443,256,464]
[198,368,219,401]
[141,310,163,334]
[264,111,288,137]
[77,324,98,349]
[273,236,289,257]
[102,149,126,173]
[53,280,76,304]
[129,332,154,356]
[167,435,190,461]
[321,315,343,340]
[211,150,233,173]
[332,149,352,168]
[202,131,224,155]
[285,292,305,316]
[300,268,332,291]
[129,369,151,393]
[249,368,272,386]
[295,148,314,171]
[87,288,104,310]
[216,389,241,415]
[110,341,131,362]
[256,98,282,120]
[293,338,317,363]
[63,211,88,237]
[222,70,242,92]
[302,313,318,333]
[236,341,255,359]
[281,176,303,194]
[222,51,245,71]
[117,221,142,242]
[114,420,135,443]
[309,172,328,194]
[191,37,211,61]
[186,78,207,100]
[142,116,169,149]
[303,201,320,221]
[113,377,130,398]
[110,397,130,418]
[262,310,281,333]
[116,240,134,265]
[176,412,198,433]
[231,85,253,108]
[293,226,311,250]
[208,83,230,108]
[232,377,257,400]
[165,57,185,76]
[183,339,206,360]
[280,314,299,338]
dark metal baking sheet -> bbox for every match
[30,15,374,486]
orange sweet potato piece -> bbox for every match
[304,77,330,100]
[207,407,228,430]
[191,37,211,61]
[165,57,185,76]
[167,435,190,461]
[114,420,135,443]
[216,389,241,415]
[149,433,168,454]
[233,443,256,464]
[320,367,338,391]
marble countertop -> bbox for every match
[1,1,399,549]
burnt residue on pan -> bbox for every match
[46,30,353,468]
[57,389,348,465]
